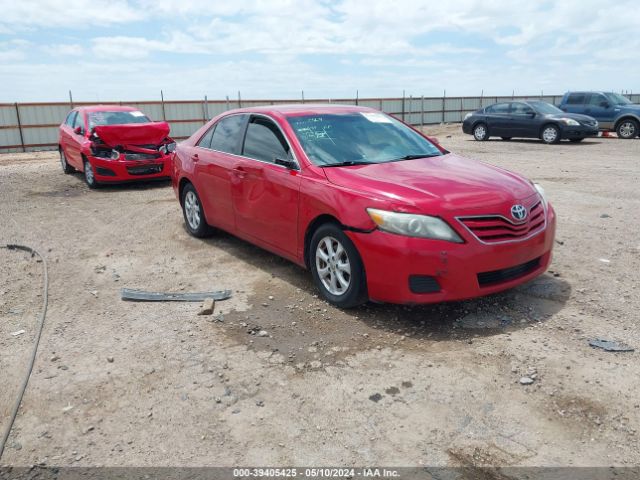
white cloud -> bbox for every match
[42,43,85,57]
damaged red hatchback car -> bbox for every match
[172,105,556,308]
[58,105,175,188]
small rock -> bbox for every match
[600,213,611,218]
[519,376,535,385]
[256,400,264,407]
[90,290,98,297]
[198,298,215,316]
[106,356,114,363]
[257,330,269,337]
[268,295,274,300]
[11,330,26,337]
[369,393,383,403]
[84,426,95,434]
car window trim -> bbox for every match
[198,112,300,171]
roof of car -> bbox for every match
[76,105,138,113]
[229,104,377,117]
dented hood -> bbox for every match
[93,122,170,146]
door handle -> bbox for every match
[191,153,199,162]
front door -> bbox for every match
[231,115,300,257]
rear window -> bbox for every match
[210,114,247,155]
[485,103,509,113]
[566,93,586,105]
[88,111,150,129]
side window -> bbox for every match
[197,125,215,149]
[65,111,77,126]
[486,103,509,114]
[511,103,534,114]
[72,112,84,131]
[566,93,586,105]
[210,114,247,155]
[588,93,607,106]
[242,117,291,163]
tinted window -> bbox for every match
[210,115,247,154]
[72,112,84,130]
[88,111,150,129]
[588,93,607,106]
[65,111,77,126]
[486,103,509,113]
[197,125,215,149]
[566,93,586,105]
[511,102,534,114]
[242,118,290,163]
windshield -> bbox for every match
[606,93,633,106]
[88,111,151,129]
[287,112,443,166]
[529,101,563,115]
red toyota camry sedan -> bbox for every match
[58,105,176,188]
[171,105,556,308]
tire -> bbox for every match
[501,137,512,141]
[309,223,367,308]
[83,158,99,189]
[569,138,585,143]
[616,118,639,139]
[473,123,489,141]
[181,183,213,238]
[541,124,560,144]
[59,148,74,174]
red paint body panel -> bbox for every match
[58,105,174,183]
[172,105,556,304]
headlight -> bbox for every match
[464,113,472,120]
[533,183,547,208]
[160,142,177,155]
[110,149,120,160]
[560,118,580,126]
[366,208,463,243]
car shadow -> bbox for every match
[467,138,602,146]
[199,228,571,352]
[70,172,171,191]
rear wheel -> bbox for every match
[616,119,639,139]
[83,159,99,188]
[59,149,74,174]
[181,183,213,238]
[309,223,367,308]
[541,125,560,144]
[473,123,488,141]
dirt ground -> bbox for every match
[0,125,639,469]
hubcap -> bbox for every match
[619,121,636,138]
[184,191,201,230]
[474,125,486,140]
[543,127,557,143]
[315,236,351,296]
[85,162,95,184]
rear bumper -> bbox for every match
[347,205,556,304]
[88,154,172,182]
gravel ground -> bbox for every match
[0,126,639,469]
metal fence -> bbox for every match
[1,93,639,153]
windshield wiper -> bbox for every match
[321,160,377,167]
[389,153,441,162]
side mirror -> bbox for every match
[74,126,83,135]
[527,111,536,118]
[600,101,610,108]
[275,157,297,169]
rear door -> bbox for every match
[66,110,85,168]
[561,92,587,114]
[60,110,77,158]
[484,103,511,135]
[509,102,539,138]
[193,114,248,231]
[231,115,301,257]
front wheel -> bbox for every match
[83,159,99,188]
[181,183,213,238]
[60,149,74,174]
[473,123,488,141]
[541,125,560,144]
[310,223,367,308]
[616,119,639,139]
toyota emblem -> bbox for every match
[511,204,527,221]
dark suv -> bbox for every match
[559,92,640,139]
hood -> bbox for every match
[323,153,537,214]
[618,103,640,112]
[546,112,596,122]
[93,122,170,146]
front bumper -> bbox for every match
[347,205,556,304]
[560,125,598,139]
[88,154,172,182]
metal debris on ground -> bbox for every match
[121,288,232,302]
[198,298,216,315]
[588,339,634,352]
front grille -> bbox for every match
[126,164,163,176]
[458,201,545,244]
[125,152,159,161]
[95,167,116,176]
[408,275,441,294]
[477,257,541,287]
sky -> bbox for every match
[0,0,638,102]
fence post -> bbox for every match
[68,90,74,109]
[203,95,209,123]
[460,97,463,122]
[160,90,166,121]
[238,91,242,108]
[441,90,446,124]
[14,103,25,153]
[226,95,230,111]
[408,94,413,124]
[301,90,305,104]
[421,95,425,128]
[355,90,359,106]
[401,90,406,122]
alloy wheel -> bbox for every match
[474,125,487,141]
[542,127,558,143]
[618,121,636,139]
[84,161,95,185]
[184,190,201,230]
[315,236,351,296]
